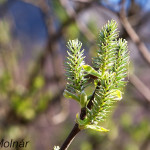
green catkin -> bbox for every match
[64,20,129,132]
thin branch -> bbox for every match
[60,82,100,150]
[129,74,150,103]
[60,123,80,150]
[119,0,150,64]
[60,0,95,43]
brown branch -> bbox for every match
[60,0,95,43]
[60,123,80,150]
[119,0,150,64]
[129,74,150,103]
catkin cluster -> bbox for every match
[64,20,129,132]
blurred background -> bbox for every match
[0,0,150,150]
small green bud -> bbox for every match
[80,90,87,108]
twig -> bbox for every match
[129,74,150,103]
[60,82,100,150]
[119,0,150,64]
[60,0,95,43]
[60,123,80,150]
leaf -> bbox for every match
[76,114,108,132]
[85,125,109,132]
[63,90,80,102]
[82,65,101,78]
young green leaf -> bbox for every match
[63,90,80,102]
[85,125,109,132]
[82,65,101,78]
